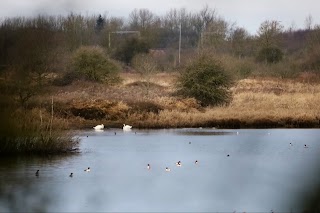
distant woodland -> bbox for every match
[0,6,320,77]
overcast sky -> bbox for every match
[1,0,319,34]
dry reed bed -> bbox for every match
[129,77,320,128]
[48,74,320,128]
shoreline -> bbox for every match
[61,116,320,130]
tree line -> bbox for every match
[1,6,319,68]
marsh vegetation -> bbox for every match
[1,6,320,153]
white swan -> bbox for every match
[123,124,132,131]
[93,124,104,130]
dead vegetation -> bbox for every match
[36,72,320,129]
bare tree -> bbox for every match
[62,13,82,50]
[108,17,124,30]
[201,17,230,51]
[257,20,283,48]
[306,25,320,48]
[132,53,158,97]
[192,5,217,34]
[230,27,250,57]
[160,8,196,49]
[128,9,140,29]
[128,9,155,31]
[163,8,180,31]
[305,14,313,30]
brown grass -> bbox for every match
[0,108,79,155]
[40,72,320,129]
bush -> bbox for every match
[257,47,283,63]
[176,56,233,106]
[302,44,320,71]
[219,55,254,79]
[72,46,120,82]
[128,101,163,114]
[52,72,79,86]
[114,37,150,65]
[236,62,253,78]
[0,108,78,155]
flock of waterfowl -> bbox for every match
[93,124,132,131]
[34,160,199,177]
[34,123,201,177]
[146,159,199,173]
[34,126,311,178]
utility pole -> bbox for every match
[108,32,111,48]
[178,22,181,65]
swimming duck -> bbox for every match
[195,160,198,164]
[35,170,39,176]
[69,173,73,177]
[165,167,171,172]
[304,144,308,148]
[176,161,182,167]
[147,164,150,170]
[84,167,90,172]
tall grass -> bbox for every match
[43,72,320,129]
[113,77,320,128]
[0,107,78,155]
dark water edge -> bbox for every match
[199,118,320,129]
[71,118,320,129]
[0,150,80,158]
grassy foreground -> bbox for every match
[41,72,320,129]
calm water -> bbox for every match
[1,128,320,212]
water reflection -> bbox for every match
[1,128,320,212]
[175,128,235,136]
[0,154,78,212]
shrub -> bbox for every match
[52,72,79,86]
[0,108,78,155]
[132,53,158,96]
[236,62,253,78]
[219,55,254,79]
[257,47,283,63]
[114,37,150,65]
[128,101,163,114]
[302,44,320,72]
[176,56,233,106]
[72,46,120,82]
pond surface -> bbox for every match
[1,128,320,212]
